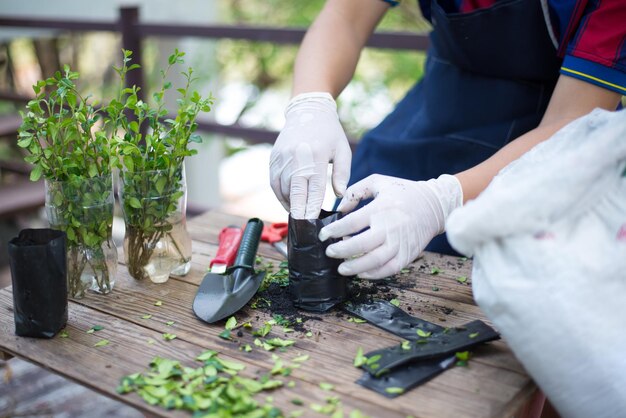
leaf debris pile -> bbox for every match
[117,351,284,417]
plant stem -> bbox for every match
[125,224,189,281]
[67,246,88,299]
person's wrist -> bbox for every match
[285,91,336,117]
[423,174,463,234]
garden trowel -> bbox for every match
[193,218,265,323]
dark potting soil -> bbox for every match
[253,275,410,333]
[253,282,321,333]
[347,279,399,306]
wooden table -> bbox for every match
[0,209,538,418]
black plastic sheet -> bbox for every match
[345,300,499,397]
[357,356,456,398]
[361,320,500,376]
[343,299,444,340]
[288,210,349,312]
[8,229,68,338]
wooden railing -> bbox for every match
[0,6,429,146]
[0,6,429,216]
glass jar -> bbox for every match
[118,166,192,283]
[45,175,118,298]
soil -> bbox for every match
[253,282,321,333]
[252,275,412,333]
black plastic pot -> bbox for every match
[288,210,350,312]
[8,229,68,338]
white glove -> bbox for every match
[270,92,352,219]
[319,174,463,279]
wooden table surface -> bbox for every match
[0,209,537,418]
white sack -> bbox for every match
[446,108,626,418]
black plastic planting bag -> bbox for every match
[288,210,349,312]
[8,229,68,338]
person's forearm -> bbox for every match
[456,121,571,201]
[292,0,388,98]
[456,75,622,202]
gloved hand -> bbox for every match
[270,92,352,219]
[319,174,463,279]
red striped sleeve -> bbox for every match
[561,0,626,95]
[568,0,626,70]
[459,0,497,13]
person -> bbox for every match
[269,0,626,279]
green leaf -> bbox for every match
[225,316,237,331]
[293,354,309,363]
[254,322,272,337]
[431,267,441,275]
[189,134,202,143]
[86,325,104,334]
[162,333,177,341]
[254,338,270,350]
[141,314,152,319]
[457,276,468,284]
[154,300,163,306]
[65,227,76,241]
[219,329,232,340]
[401,340,411,350]
[88,163,98,178]
[59,330,69,338]
[94,339,110,347]
[265,338,295,348]
[17,136,32,148]
[154,176,167,195]
[123,155,134,172]
[353,347,367,368]
[469,332,479,339]
[29,164,43,181]
[366,354,381,366]
[455,351,470,361]
[166,321,175,326]
[196,350,217,361]
[129,197,142,209]
[416,329,432,338]
[348,317,367,323]
[319,382,334,391]
[53,192,64,207]
[216,357,245,371]
[384,387,404,395]
[389,299,400,307]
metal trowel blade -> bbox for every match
[192,269,266,323]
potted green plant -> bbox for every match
[110,50,213,283]
[18,66,118,298]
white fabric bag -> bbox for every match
[446,108,626,418]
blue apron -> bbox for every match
[349,0,562,255]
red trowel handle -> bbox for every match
[209,226,243,269]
